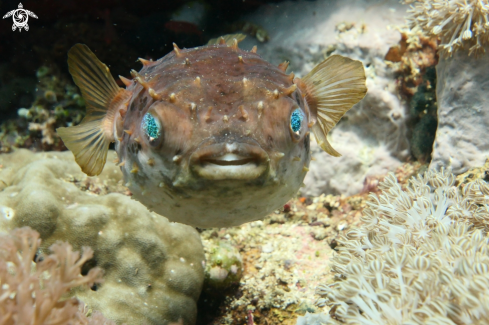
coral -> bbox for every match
[455,158,489,187]
[385,27,439,97]
[0,226,116,325]
[0,65,85,153]
[0,149,205,325]
[405,0,489,56]
[203,242,243,292]
[315,168,489,324]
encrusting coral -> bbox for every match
[315,168,489,324]
[405,0,489,56]
[203,242,243,292]
[0,149,205,325]
[0,227,115,325]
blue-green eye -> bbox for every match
[290,108,304,134]
[142,113,161,142]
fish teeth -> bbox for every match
[216,153,247,161]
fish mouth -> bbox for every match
[190,142,269,180]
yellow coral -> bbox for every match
[315,169,489,324]
[405,0,489,55]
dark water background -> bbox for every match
[0,0,313,121]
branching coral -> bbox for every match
[0,227,114,325]
[405,0,489,56]
[315,169,489,324]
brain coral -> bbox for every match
[0,149,205,325]
[315,168,489,324]
[405,0,489,55]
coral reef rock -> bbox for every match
[242,0,409,196]
[314,168,489,324]
[430,49,489,174]
[0,149,205,325]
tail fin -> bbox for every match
[57,44,129,176]
[299,55,367,156]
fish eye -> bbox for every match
[141,112,161,144]
[290,108,304,135]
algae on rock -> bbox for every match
[0,149,205,325]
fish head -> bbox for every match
[137,83,311,186]
[113,46,312,227]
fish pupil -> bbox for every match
[290,108,303,133]
[142,113,161,141]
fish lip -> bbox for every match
[190,142,269,180]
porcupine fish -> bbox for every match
[57,35,367,228]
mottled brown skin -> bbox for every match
[114,44,311,227]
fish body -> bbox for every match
[57,36,367,228]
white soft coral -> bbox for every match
[405,0,489,55]
[315,169,489,324]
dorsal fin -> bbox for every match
[298,55,367,156]
[207,33,246,46]
[56,44,131,176]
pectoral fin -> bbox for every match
[57,44,130,176]
[299,55,367,156]
[207,33,246,46]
